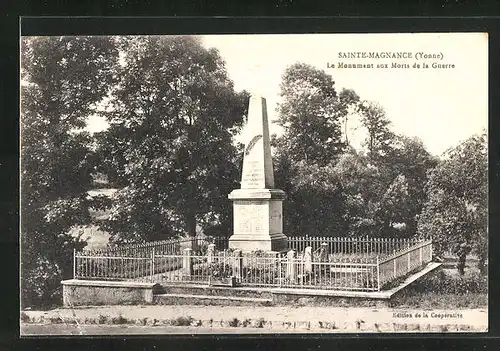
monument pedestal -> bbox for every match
[228,189,288,252]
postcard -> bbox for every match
[20,32,488,335]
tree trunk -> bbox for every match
[457,253,467,275]
[382,218,391,238]
[477,252,487,276]
[184,212,197,252]
[185,213,197,237]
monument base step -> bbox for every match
[155,284,273,299]
[229,233,288,252]
[154,293,273,306]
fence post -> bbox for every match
[279,254,283,287]
[419,245,423,266]
[232,250,242,281]
[319,243,328,262]
[151,247,156,281]
[183,248,193,276]
[207,244,215,264]
[286,250,296,282]
[376,256,380,291]
[393,249,397,278]
[304,246,312,273]
[407,249,410,273]
[73,248,76,279]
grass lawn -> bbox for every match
[390,266,487,309]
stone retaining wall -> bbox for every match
[62,279,161,307]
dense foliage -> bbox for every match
[417,133,487,275]
[272,64,359,237]
[95,36,249,243]
[20,36,118,307]
[273,64,438,240]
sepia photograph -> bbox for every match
[19,32,488,335]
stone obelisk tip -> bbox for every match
[240,95,274,189]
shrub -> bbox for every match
[241,266,280,284]
[390,268,488,309]
[209,262,233,279]
[21,256,63,308]
[171,316,194,326]
[228,318,240,327]
[98,314,108,324]
[256,318,266,328]
[49,316,63,324]
[193,262,233,279]
[242,318,251,327]
[111,314,128,325]
[20,312,30,323]
[414,269,487,295]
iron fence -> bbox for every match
[74,237,433,292]
[378,239,433,289]
[285,259,379,291]
[153,250,236,285]
[288,235,419,257]
[74,253,153,281]
[80,236,228,257]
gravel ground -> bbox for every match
[21,305,488,334]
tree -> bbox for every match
[20,36,118,306]
[332,148,380,237]
[390,136,438,236]
[275,63,352,166]
[278,160,345,237]
[376,174,412,236]
[332,148,413,239]
[96,36,249,243]
[356,103,437,239]
[273,64,360,237]
[338,89,361,145]
[417,132,487,275]
[358,100,396,165]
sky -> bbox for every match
[201,33,488,156]
[86,33,488,156]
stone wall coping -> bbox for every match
[61,279,159,289]
[159,283,392,299]
[271,288,392,299]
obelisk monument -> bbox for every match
[228,95,288,252]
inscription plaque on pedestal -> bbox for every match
[234,201,267,234]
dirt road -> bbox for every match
[21,305,487,334]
